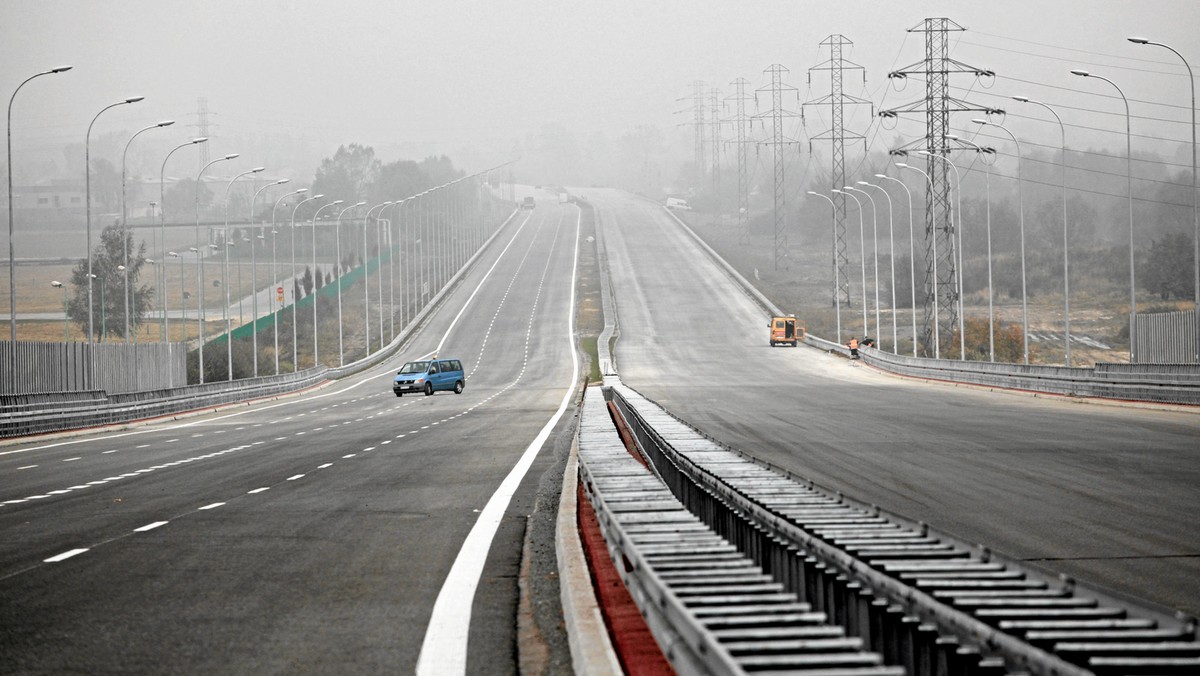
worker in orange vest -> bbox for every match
[848,337,859,359]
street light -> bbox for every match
[832,188,869,340]
[86,95,143,345]
[248,177,288,377]
[1071,69,1135,362]
[806,190,842,344]
[364,201,392,353]
[1129,37,1197,362]
[381,200,403,342]
[973,118,1029,365]
[918,150,966,360]
[272,187,307,375]
[845,185,881,342]
[860,181,897,353]
[120,119,174,343]
[896,161,940,358]
[311,199,343,367]
[222,166,264,380]
[195,152,238,384]
[7,65,71,388]
[290,192,321,370]
[335,201,365,366]
[1013,96,1072,365]
[875,174,917,357]
[159,137,207,343]
[51,280,67,341]
[948,137,998,362]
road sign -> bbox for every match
[277,286,284,303]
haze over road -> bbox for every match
[594,188,1200,617]
[0,202,580,673]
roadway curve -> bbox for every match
[593,188,1200,618]
[0,203,580,673]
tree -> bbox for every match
[90,158,121,213]
[67,224,154,339]
[312,143,380,204]
[302,266,314,296]
[1142,231,1194,301]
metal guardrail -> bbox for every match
[0,206,523,440]
[578,387,905,675]
[659,204,1200,406]
[605,380,1200,675]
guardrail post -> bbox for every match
[900,615,921,675]
[935,636,960,675]
[883,604,905,666]
[915,623,940,675]
[868,599,889,655]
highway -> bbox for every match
[594,188,1200,618]
[0,203,580,673]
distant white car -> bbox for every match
[666,197,692,211]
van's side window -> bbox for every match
[429,363,439,374]
[450,360,462,371]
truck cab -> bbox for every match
[768,316,803,347]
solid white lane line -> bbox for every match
[45,548,89,563]
[198,503,225,510]
[134,521,168,532]
[417,205,580,675]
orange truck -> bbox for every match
[769,316,803,347]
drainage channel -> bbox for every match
[601,381,1200,676]
[579,386,906,675]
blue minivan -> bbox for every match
[393,358,465,397]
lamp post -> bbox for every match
[897,161,940,358]
[183,247,196,339]
[846,185,881,342]
[311,199,343,367]
[1071,70,1135,362]
[114,265,125,342]
[248,178,287,377]
[86,95,143,346]
[860,181,897,353]
[91,273,103,343]
[223,166,264,381]
[1129,37,1197,362]
[876,174,917,357]
[832,189,869,340]
[120,119,174,343]
[1013,97,1072,365]
[159,137,207,344]
[918,150,966,360]
[364,201,392,354]
[194,153,238,383]
[951,138,998,362]
[51,280,67,340]
[381,200,403,342]
[7,65,71,387]
[335,201,365,366]
[290,193,321,370]
[272,188,306,375]
[806,191,842,345]
[973,119,1029,364]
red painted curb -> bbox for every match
[577,481,675,675]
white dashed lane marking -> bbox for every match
[248,487,270,494]
[62,457,80,463]
[198,503,225,511]
[45,549,89,563]
[133,521,168,532]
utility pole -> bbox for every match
[725,78,755,244]
[192,98,215,169]
[755,64,801,271]
[676,81,708,193]
[805,34,871,313]
[708,87,723,214]
[879,17,997,356]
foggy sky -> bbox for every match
[2,0,1199,178]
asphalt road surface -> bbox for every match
[0,202,580,674]
[593,188,1200,618]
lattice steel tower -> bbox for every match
[677,81,708,189]
[804,34,871,311]
[725,78,755,244]
[879,18,996,356]
[755,65,801,271]
[708,87,723,212]
[192,97,215,167]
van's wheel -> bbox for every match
[424,382,434,396]
[454,381,464,394]
[395,392,403,397]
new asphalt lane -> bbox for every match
[592,188,1200,618]
[0,201,580,673]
